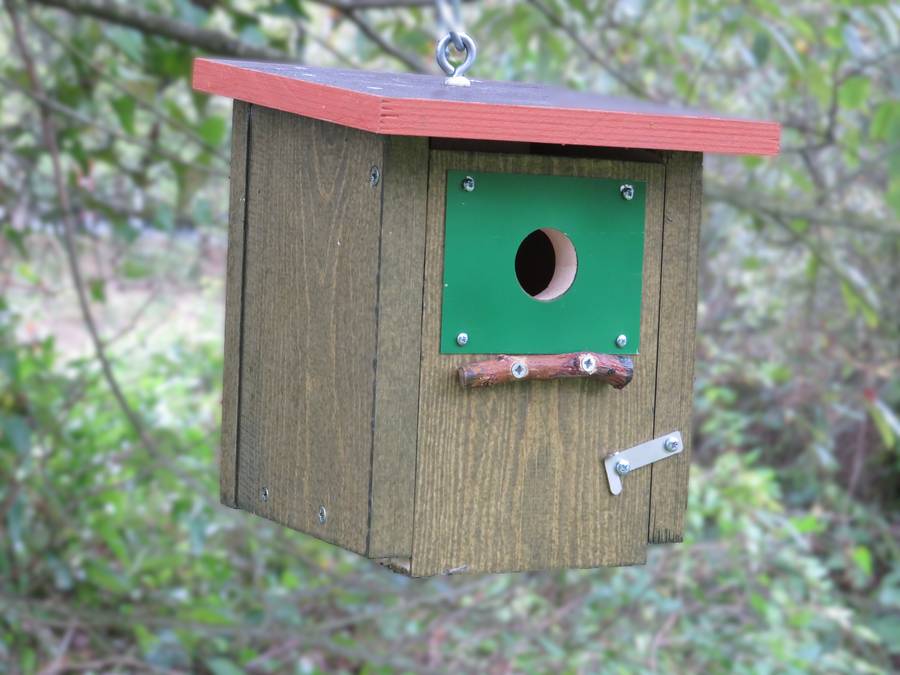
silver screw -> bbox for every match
[370,165,381,187]
[620,184,635,201]
[510,361,529,379]
[318,505,327,524]
[461,176,476,192]
[579,353,597,374]
[615,458,631,476]
[260,487,269,502]
[615,334,628,348]
[456,332,469,346]
[664,436,681,453]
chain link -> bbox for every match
[435,0,464,50]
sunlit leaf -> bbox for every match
[838,76,871,110]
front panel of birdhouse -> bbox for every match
[409,151,667,576]
[219,102,704,577]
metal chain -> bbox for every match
[435,0,464,50]
[434,0,476,85]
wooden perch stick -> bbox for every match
[458,353,634,389]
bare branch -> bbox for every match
[30,0,290,60]
[705,181,896,236]
[26,10,229,160]
[312,0,474,7]
[0,74,227,176]
[342,8,428,72]
[3,0,209,496]
[524,0,654,99]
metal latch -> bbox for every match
[603,431,684,496]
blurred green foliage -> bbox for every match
[0,0,898,672]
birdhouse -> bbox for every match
[192,58,780,576]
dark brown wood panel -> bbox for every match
[235,107,384,554]
[220,100,251,508]
[410,151,666,576]
[648,152,703,544]
[368,136,430,558]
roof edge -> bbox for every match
[192,58,781,156]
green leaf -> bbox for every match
[106,27,144,62]
[866,397,900,450]
[790,514,825,534]
[269,0,310,18]
[751,33,771,65]
[88,278,106,303]
[84,560,129,593]
[111,95,137,134]
[97,522,130,566]
[20,648,37,675]
[838,76,871,110]
[197,116,227,147]
[3,225,28,258]
[180,606,232,625]
[850,545,873,577]
[788,218,808,233]
[870,101,899,140]
[839,281,878,328]
[121,258,151,279]
[206,659,245,675]
[1,414,31,455]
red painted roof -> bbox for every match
[192,58,780,156]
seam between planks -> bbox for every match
[232,103,254,507]
[365,138,388,557]
[647,153,671,543]
[407,144,434,572]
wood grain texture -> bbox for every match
[410,151,666,576]
[458,353,634,389]
[648,152,703,544]
[193,59,781,156]
[235,107,383,554]
[367,136,429,558]
[220,100,251,508]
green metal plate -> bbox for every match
[440,170,646,355]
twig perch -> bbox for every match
[458,353,634,389]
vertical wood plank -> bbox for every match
[235,107,383,554]
[648,151,703,544]
[367,137,429,558]
[410,151,666,576]
[220,100,251,508]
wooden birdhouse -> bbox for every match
[193,58,780,576]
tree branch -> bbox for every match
[26,10,229,160]
[312,0,474,7]
[30,0,290,60]
[342,8,428,73]
[0,74,227,176]
[4,0,209,496]
[705,181,896,236]
[524,0,654,100]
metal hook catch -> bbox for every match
[435,32,477,86]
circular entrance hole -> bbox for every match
[514,228,577,301]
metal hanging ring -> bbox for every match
[449,30,464,52]
[436,32,477,79]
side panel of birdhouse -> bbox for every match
[222,104,384,554]
[648,151,703,545]
[410,151,666,576]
